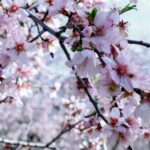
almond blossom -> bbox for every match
[67,50,99,77]
[103,107,140,147]
[103,50,138,92]
[0,0,149,150]
[49,0,74,16]
[97,76,121,98]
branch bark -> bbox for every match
[0,138,56,149]
[128,40,150,48]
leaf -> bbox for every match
[91,8,97,19]
[72,44,83,52]
[19,21,25,27]
[76,45,83,51]
[85,8,97,20]
[120,4,137,15]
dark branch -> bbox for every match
[29,30,45,42]
[128,145,133,150]
[28,11,108,124]
[28,11,59,38]
[128,40,150,48]
[0,96,14,104]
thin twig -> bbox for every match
[46,121,81,147]
[41,10,49,21]
[29,30,45,42]
[0,96,14,104]
[85,111,96,118]
[0,120,83,149]
[28,11,59,38]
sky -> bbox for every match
[111,0,150,42]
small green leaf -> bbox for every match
[72,44,83,52]
[76,45,83,51]
[91,8,97,19]
[19,21,25,27]
[85,8,97,20]
[120,4,137,14]
[93,74,100,85]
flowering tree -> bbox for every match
[0,0,149,150]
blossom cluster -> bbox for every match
[0,0,149,150]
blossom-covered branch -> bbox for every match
[28,11,108,124]
[0,0,149,150]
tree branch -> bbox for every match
[128,40,150,48]
[28,11,108,124]
[46,121,81,147]
[0,138,56,149]
[128,145,133,150]
[0,96,14,104]
[28,11,59,38]
[29,30,45,42]
[27,11,135,150]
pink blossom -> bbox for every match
[67,50,99,77]
[96,74,121,98]
[49,0,74,16]
[0,53,11,68]
[103,51,137,92]
[82,26,93,37]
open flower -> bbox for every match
[49,0,74,16]
[97,77,121,98]
[4,35,35,65]
[1,0,27,15]
[103,107,139,148]
[103,51,137,92]
[66,50,99,77]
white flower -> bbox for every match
[103,51,137,92]
[67,50,99,77]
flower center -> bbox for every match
[116,64,128,76]
[16,43,25,54]
[119,20,128,30]
[144,132,150,139]
[96,27,105,36]
[110,117,118,126]
[119,132,125,140]
[108,82,118,92]
[46,0,53,5]
[10,4,19,13]
[125,117,133,126]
